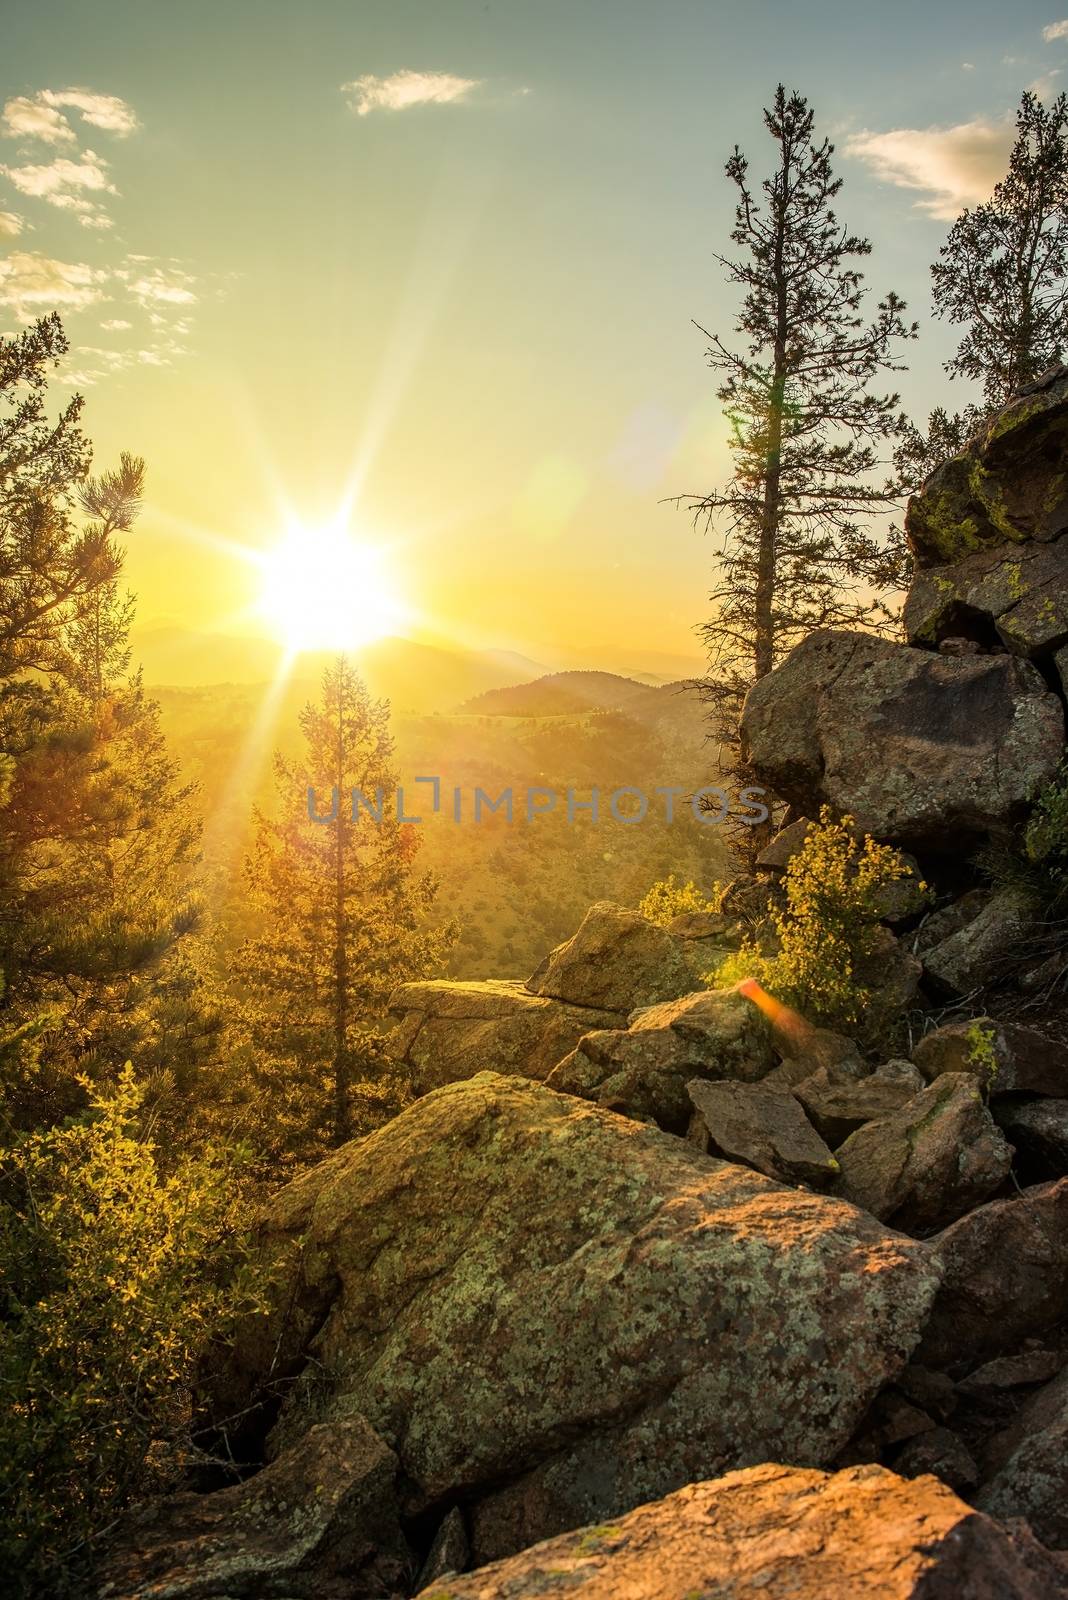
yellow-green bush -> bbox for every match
[0,1064,266,1597]
[714,809,920,1040]
[639,873,722,926]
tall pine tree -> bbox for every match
[232,656,455,1162]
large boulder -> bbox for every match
[544,987,775,1132]
[385,979,624,1093]
[525,901,704,1011]
[978,1365,1068,1550]
[917,1179,1068,1367]
[905,364,1068,567]
[904,534,1068,657]
[97,1419,409,1600]
[994,1098,1068,1174]
[416,1463,1067,1600]
[913,1017,1068,1098]
[739,629,1063,851]
[201,1075,941,1564]
[834,1073,1013,1234]
[920,887,1042,995]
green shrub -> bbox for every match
[639,874,722,926]
[713,809,920,1040]
[0,1064,266,1597]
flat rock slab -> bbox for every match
[740,629,1063,850]
[921,888,1042,996]
[415,1463,1067,1599]
[386,979,624,1093]
[834,1072,1012,1234]
[201,1074,941,1564]
[687,1075,839,1188]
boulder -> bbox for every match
[912,891,991,956]
[834,1073,1013,1234]
[957,1349,1066,1399]
[686,1076,840,1188]
[994,1098,1068,1173]
[917,1179,1068,1367]
[525,901,704,1012]
[415,1507,468,1592]
[97,1419,409,1600]
[416,1463,1067,1600]
[921,888,1043,996]
[544,987,775,1132]
[913,1017,1068,1098]
[904,534,1068,658]
[892,1426,979,1494]
[794,1059,926,1147]
[905,363,1068,566]
[386,979,624,1093]
[978,1366,1068,1550]
[740,629,1063,851]
[201,1075,941,1564]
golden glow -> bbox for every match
[256,522,409,652]
[736,977,814,1052]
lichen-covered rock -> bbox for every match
[978,1366,1068,1550]
[834,1073,1013,1234]
[201,1075,941,1563]
[921,888,1042,995]
[525,902,704,1011]
[740,630,1063,851]
[906,364,1068,567]
[913,1017,1068,1098]
[385,979,624,1093]
[686,1076,840,1188]
[917,1179,1068,1367]
[544,987,775,1132]
[418,1463,1067,1600]
[794,1060,926,1147]
[904,534,1068,658]
[97,1419,409,1600]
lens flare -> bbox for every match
[735,977,816,1055]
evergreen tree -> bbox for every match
[682,86,914,840]
[232,657,455,1161]
[901,91,1068,490]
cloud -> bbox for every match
[961,61,975,71]
[0,150,118,228]
[1043,19,1068,39]
[341,70,481,116]
[100,316,131,330]
[1030,68,1064,99]
[0,251,108,323]
[845,117,1012,219]
[117,262,198,309]
[1,87,138,147]
[0,210,23,236]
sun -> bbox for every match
[256,522,409,652]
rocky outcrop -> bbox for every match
[834,1073,1013,1234]
[201,1074,941,1564]
[525,901,706,1011]
[905,364,1068,566]
[686,1075,840,1187]
[739,629,1063,851]
[920,886,1042,995]
[794,1059,925,1147]
[904,533,1068,658]
[544,987,775,1132]
[385,979,624,1093]
[917,1179,1068,1367]
[97,1419,410,1600]
[415,1463,1068,1599]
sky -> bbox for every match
[2,0,1067,678]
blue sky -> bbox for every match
[1,0,1066,673]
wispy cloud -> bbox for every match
[1,87,138,146]
[1030,68,1064,99]
[1043,19,1068,40]
[0,150,118,228]
[0,210,23,237]
[845,116,1012,220]
[0,251,109,322]
[341,70,482,116]
[117,261,198,310]
[100,317,131,330]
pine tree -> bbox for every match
[681,86,914,839]
[901,91,1068,490]
[232,657,455,1161]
